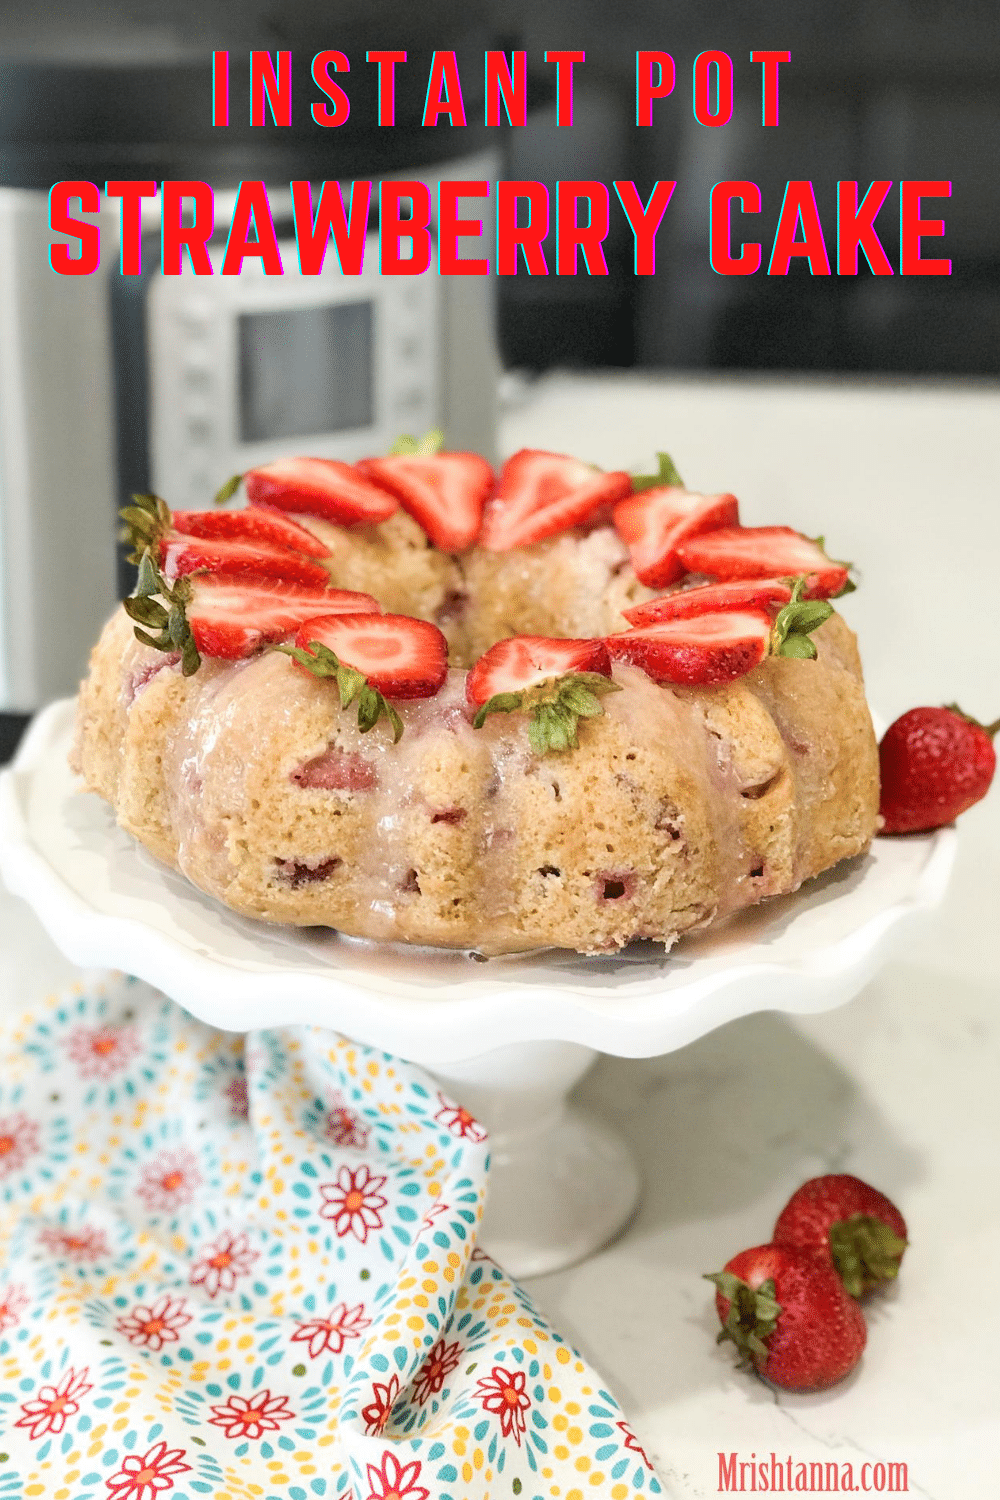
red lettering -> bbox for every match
[837,181,893,275]
[379,181,432,275]
[311,51,350,128]
[212,50,229,126]
[485,51,527,126]
[636,51,675,126]
[49,181,101,275]
[105,180,155,275]
[221,181,283,275]
[292,180,371,275]
[557,181,609,276]
[768,181,830,275]
[693,51,733,128]
[367,50,406,127]
[545,50,585,127]
[161,181,215,276]
[613,180,675,274]
[438,180,488,275]
[496,181,549,275]
[751,50,790,126]
[900,180,951,275]
[250,51,292,127]
[710,181,762,274]
[423,51,466,127]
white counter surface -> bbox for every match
[3,372,998,1499]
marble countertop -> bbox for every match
[500,372,1000,1500]
[2,371,997,1499]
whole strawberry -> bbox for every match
[705,1243,866,1392]
[773,1174,907,1298]
[879,705,997,834]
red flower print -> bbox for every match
[291,1300,371,1359]
[365,1451,429,1500]
[207,1388,295,1440]
[319,1165,388,1243]
[421,1199,448,1228]
[434,1093,488,1143]
[115,1293,193,1351]
[412,1337,462,1405]
[325,1093,369,1150]
[0,1282,28,1332]
[136,1147,202,1212]
[225,1074,249,1119]
[15,1365,92,1439]
[66,1024,141,1080]
[189,1229,258,1298]
[38,1225,108,1262]
[475,1365,531,1444]
[105,1439,192,1499]
[0,1112,40,1178]
[616,1419,655,1471]
[361,1373,400,1436]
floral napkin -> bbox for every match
[0,973,663,1500]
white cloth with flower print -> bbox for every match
[0,974,663,1500]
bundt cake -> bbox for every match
[71,442,879,956]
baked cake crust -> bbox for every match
[71,565,879,956]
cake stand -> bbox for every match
[0,700,956,1277]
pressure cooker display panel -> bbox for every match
[238,301,374,443]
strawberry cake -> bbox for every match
[71,444,879,955]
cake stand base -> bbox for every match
[430,1041,640,1278]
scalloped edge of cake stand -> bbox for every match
[0,700,956,1276]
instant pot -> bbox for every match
[0,1,503,713]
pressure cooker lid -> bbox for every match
[0,0,503,188]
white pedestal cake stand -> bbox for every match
[0,700,956,1278]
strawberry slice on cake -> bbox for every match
[238,457,399,526]
[357,450,495,553]
[466,634,620,754]
[676,527,850,598]
[613,486,740,588]
[159,533,332,589]
[171,505,331,559]
[623,578,794,626]
[282,613,451,742]
[606,611,773,686]
[480,449,633,551]
[290,613,449,699]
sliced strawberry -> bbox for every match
[293,613,448,699]
[245,457,398,526]
[465,635,612,707]
[623,578,793,626]
[676,528,849,598]
[612,487,740,588]
[187,580,380,659]
[159,533,332,589]
[357,452,494,552]
[480,449,633,551]
[606,610,772,686]
[171,506,331,559]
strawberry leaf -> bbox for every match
[388,428,445,456]
[473,671,621,755]
[704,1271,782,1366]
[275,641,405,743]
[120,492,172,566]
[770,575,833,660]
[829,1214,908,1299]
[632,451,684,493]
[122,549,201,676]
[213,473,244,506]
